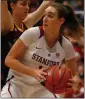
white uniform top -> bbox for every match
[7,26,76,85]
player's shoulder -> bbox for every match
[62,36,73,48]
[21,26,41,39]
[62,36,72,44]
[25,26,40,34]
[20,26,44,46]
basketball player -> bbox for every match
[1,3,83,98]
[1,0,55,88]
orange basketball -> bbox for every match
[44,65,72,94]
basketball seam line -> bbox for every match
[53,66,57,92]
[53,67,66,90]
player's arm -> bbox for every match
[59,59,81,98]
[23,0,55,28]
[1,1,14,34]
[5,39,46,81]
[65,58,77,76]
[65,58,81,93]
[5,39,35,76]
[63,38,82,95]
[63,37,78,76]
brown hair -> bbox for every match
[51,3,84,40]
[7,0,18,14]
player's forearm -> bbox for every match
[5,57,36,77]
[24,0,55,28]
[1,1,13,34]
[66,58,77,76]
[38,0,55,11]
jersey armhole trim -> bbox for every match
[39,26,44,39]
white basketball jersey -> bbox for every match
[7,26,75,85]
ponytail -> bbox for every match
[62,5,84,40]
[7,0,17,14]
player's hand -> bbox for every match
[43,0,55,5]
[33,68,47,81]
[67,75,81,94]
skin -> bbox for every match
[1,1,13,34]
[43,6,65,48]
[11,0,30,27]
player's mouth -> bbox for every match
[43,24,48,27]
[24,11,28,14]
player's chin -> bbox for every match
[43,24,48,28]
[22,15,27,20]
[43,25,49,31]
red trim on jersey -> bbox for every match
[8,82,13,98]
[39,26,44,38]
[53,93,57,98]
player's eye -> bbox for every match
[48,14,53,18]
[21,1,28,6]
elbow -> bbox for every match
[5,56,11,68]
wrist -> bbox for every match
[73,88,80,94]
[64,88,73,98]
[73,75,82,85]
[31,68,37,77]
[73,72,79,76]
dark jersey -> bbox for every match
[2,23,27,48]
[1,23,27,88]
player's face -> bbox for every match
[12,0,30,20]
[43,6,65,32]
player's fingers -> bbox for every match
[39,74,46,80]
[68,78,75,83]
[36,77,41,81]
[39,68,47,75]
[41,71,47,76]
[66,87,72,91]
[69,78,80,85]
[67,82,73,87]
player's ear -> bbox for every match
[59,18,65,25]
[10,2,16,10]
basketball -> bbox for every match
[43,65,73,94]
